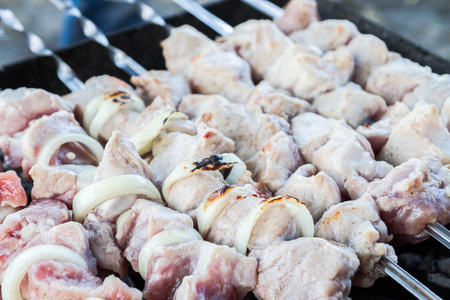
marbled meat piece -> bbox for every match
[22,261,142,300]
[0,170,27,208]
[130,70,191,106]
[246,131,303,193]
[206,185,299,251]
[346,34,388,86]
[178,94,290,162]
[144,240,256,300]
[378,104,450,166]
[249,238,359,300]
[247,80,315,119]
[150,120,234,189]
[275,0,320,35]
[0,87,74,136]
[162,25,254,103]
[20,111,98,180]
[289,19,359,51]
[84,131,154,276]
[366,57,432,105]
[316,193,397,288]
[0,199,70,282]
[116,199,194,272]
[30,165,96,209]
[356,101,410,154]
[313,82,387,128]
[366,157,450,244]
[292,112,393,199]
[276,164,340,222]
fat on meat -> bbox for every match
[246,131,303,193]
[22,261,142,300]
[162,25,254,103]
[30,164,96,209]
[0,88,74,137]
[83,131,154,276]
[366,157,450,244]
[150,119,235,189]
[247,80,315,119]
[0,199,70,283]
[20,111,98,180]
[313,82,387,128]
[289,19,360,52]
[316,193,397,288]
[291,112,393,199]
[130,70,191,106]
[366,57,432,105]
[274,0,320,35]
[356,101,410,154]
[116,199,194,272]
[249,238,359,300]
[378,104,450,166]
[178,94,290,162]
[206,185,299,251]
[346,34,388,86]
[276,164,340,222]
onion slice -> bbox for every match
[88,91,145,140]
[72,174,162,223]
[234,196,314,254]
[138,227,202,279]
[1,244,88,300]
[196,186,237,237]
[162,153,246,201]
[130,111,188,156]
[0,206,20,223]
[36,133,104,167]
[116,209,132,233]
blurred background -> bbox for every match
[0,0,449,68]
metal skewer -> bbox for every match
[169,1,444,299]
[49,0,147,77]
[0,9,84,92]
[424,222,450,250]
[240,0,284,19]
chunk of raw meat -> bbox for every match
[275,0,320,35]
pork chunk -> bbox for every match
[313,82,387,128]
[276,164,340,222]
[378,104,450,166]
[275,0,320,35]
[316,194,397,287]
[249,238,359,300]
[0,170,27,209]
[366,157,450,244]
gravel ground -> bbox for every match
[0,0,449,68]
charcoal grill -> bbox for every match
[0,0,449,299]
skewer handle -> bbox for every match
[376,256,442,300]
[240,0,284,19]
[424,222,450,250]
[172,0,233,36]
[0,9,84,91]
[49,0,147,76]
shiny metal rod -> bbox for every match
[425,222,450,250]
[0,9,84,91]
[172,0,233,36]
[377,256,442,300]
[49,0,147,77]
[240,0,284,19]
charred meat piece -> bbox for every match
[316,193,397,288]
[249,238,359,300]
[366,156,450,244]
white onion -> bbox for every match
[0,206,20,223]
[1,244,88,300]
[234,196,314,254]
[196,186,235,237]
[162,153,246,202]
[130,111,188,156]
[138,227,202,279]
[116,209,132,234]
[35,133,104,167]
[83,94,104,129]
[72,174,162,223]
[88,91,145,140]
